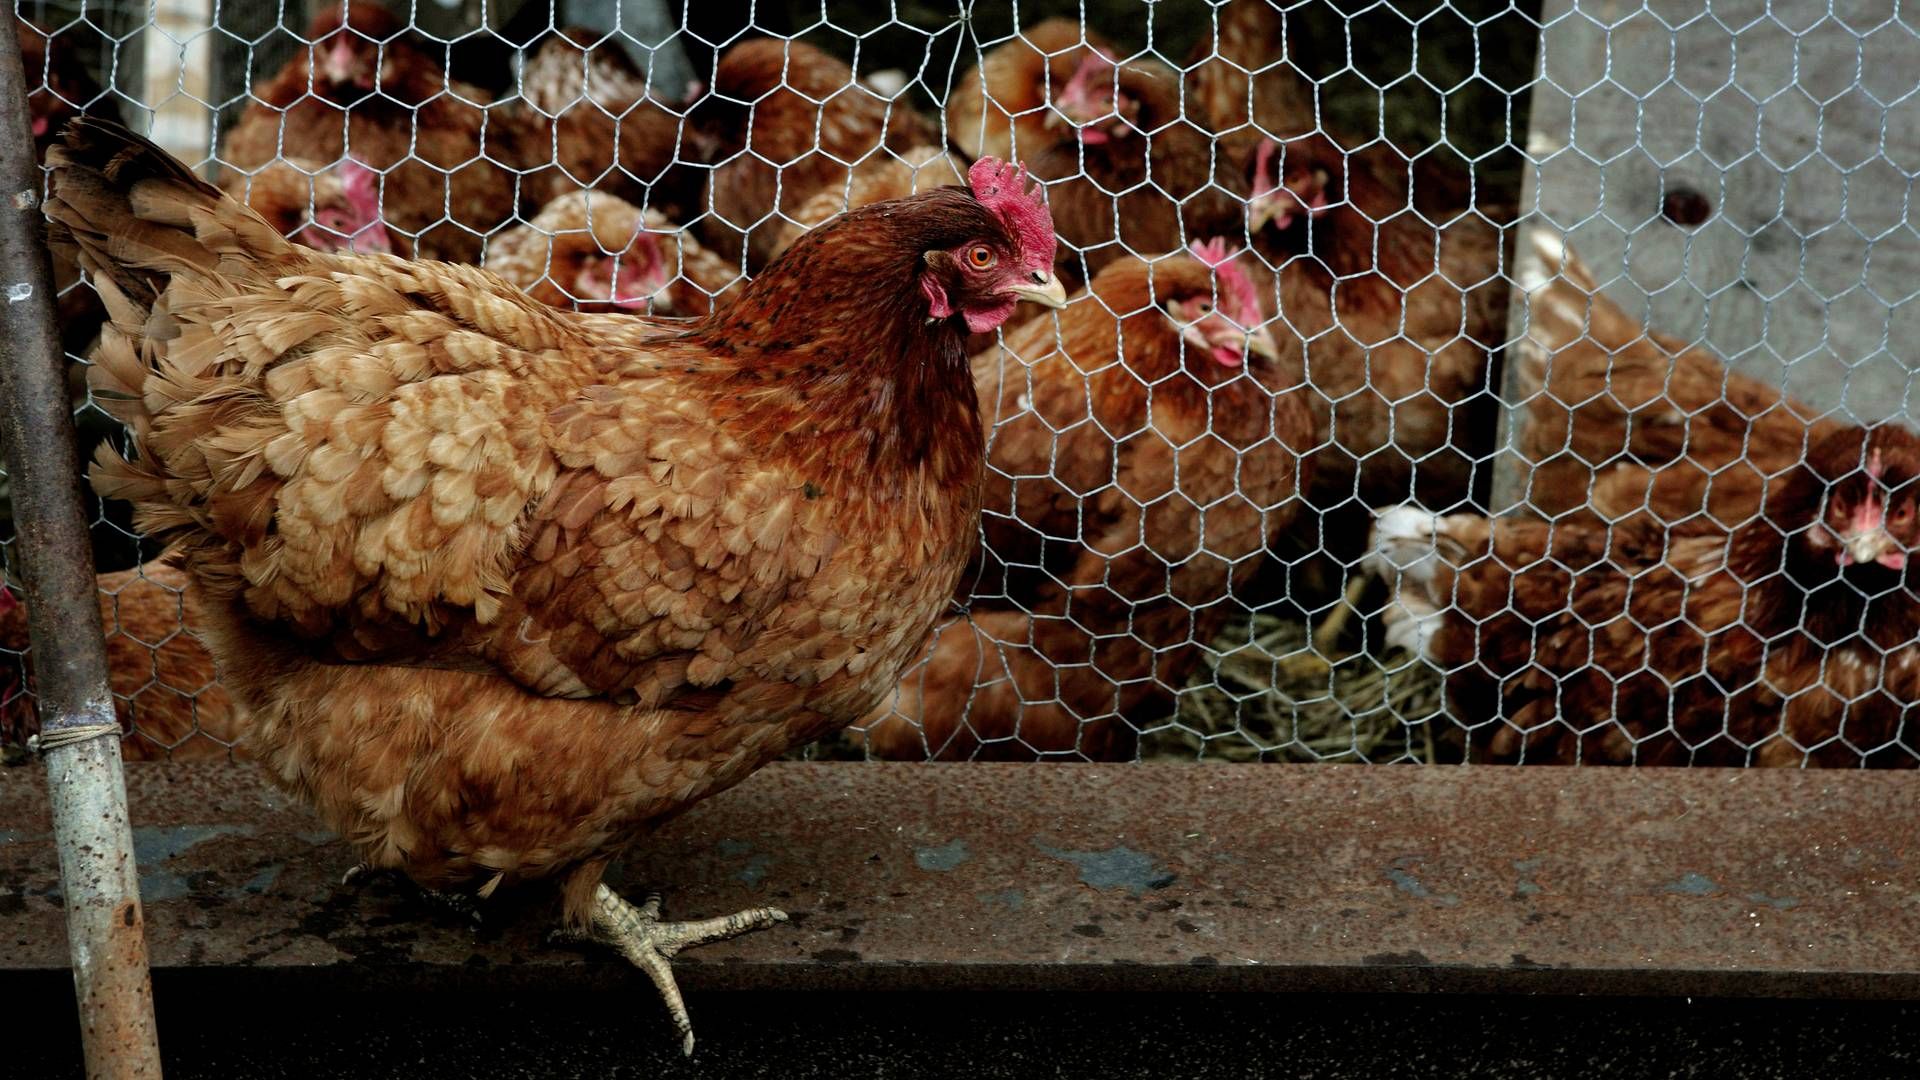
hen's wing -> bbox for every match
[49,119,828,708]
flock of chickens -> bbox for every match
[4,0,1918,789]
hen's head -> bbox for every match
[243,159,395,255]
[1047,51,1138,146]
[556,230,679,313]
[1165,239,1280,372]
[1799,426,1920,577]
[304,3,415,104]
[916,158,1066,333]
[1248,135,1336,240]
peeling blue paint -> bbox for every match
[978,888,1025,911]
[1746,892,1800,910]
[1664,873,1720,897]
[714,839,770,887]
[1034,841,1174,896]
[1387,857,1461,907]
[132,825,248,904]
[914,839,970,872]
[131,824,246,866]
[1513,857,1544,897]
[244,865,283,895]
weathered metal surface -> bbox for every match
[0,31,161,1080]
[2,762,1917,999]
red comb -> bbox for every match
[1189,239,1264,327]
[969,157,1056,268]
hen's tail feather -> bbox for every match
[45,119,299,549]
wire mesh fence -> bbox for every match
[4,0,1917,768]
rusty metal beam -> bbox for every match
[3,762,1917,1002]
[0,36,161,1080]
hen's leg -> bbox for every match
[557,885,787,1056]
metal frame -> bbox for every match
[0,31,161,1079]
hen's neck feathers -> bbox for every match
[677,192,988,491]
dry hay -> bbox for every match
[1138,610,1447,764]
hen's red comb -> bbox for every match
[969,157,1056,267]
[1188,239,1263,327]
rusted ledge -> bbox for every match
[2,763,1916,998]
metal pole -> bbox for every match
[0,36,163,1080]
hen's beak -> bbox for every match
[1246,324,1281,362]
[1840,529,1906,570]
[1005,271,1068,309]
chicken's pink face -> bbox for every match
[1807,437,1920,574]
[921,158,1067,333]
[569,233,674,313]
[1048,53,1137,146]
[316,29,382,100]
[1167,239,1280,371]
[1249,138,1335,236]
[293,161,393,254]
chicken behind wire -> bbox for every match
[1367,424,1920,767]
[46,118,1066,1054]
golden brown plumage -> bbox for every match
[513,26,706,215]
[1515,232,1842,529]
[690,37,939,270]
[485,190,742,316]
[1246,129,1509,510]
[945,18,1118,164]
[223,157,405,256]
[1,559,241,761]
[47,118,1065,1049]
[218,2,524,263]
[861,245,1313,760]
[1369,424,1920,767]
[1184,0,1316,144]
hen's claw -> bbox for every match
[339,862,484,926]
[558,884,788,1056]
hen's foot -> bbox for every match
[554,884,787,1056]
[339,862,485,926]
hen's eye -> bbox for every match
[967,246,996,270]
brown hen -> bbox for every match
[1514,232,1842,529]
[48,119,1065,1052]
[219,1,525,263]
[689,37,938,270]
[862,242,1313,760]
[513,26,705,215]
[1,559,241,762]
[485,190,741,317]
[1369,424,1920,767]
[951,24,1229,282]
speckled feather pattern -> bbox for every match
[46,119,998,922]
[691,39,938,270]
